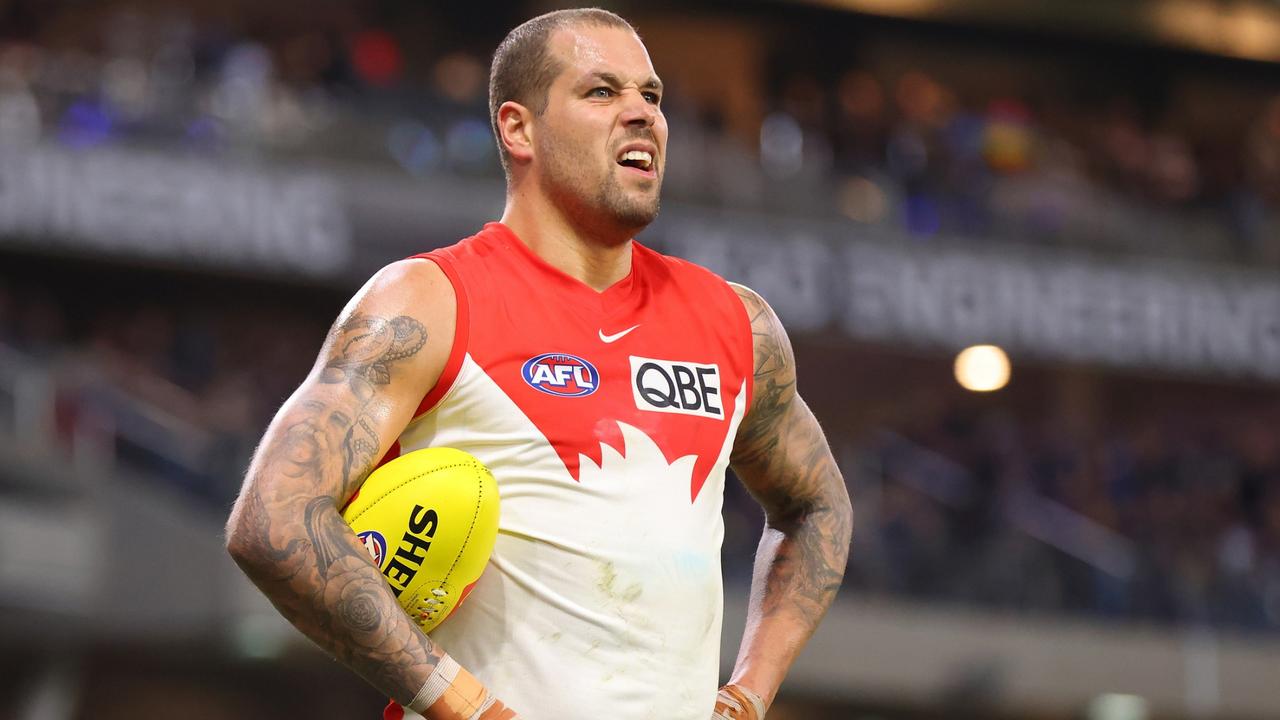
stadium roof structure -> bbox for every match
[784,0,1280,63]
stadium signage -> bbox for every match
[0,144,352,277]
[6,140,1276,383]
[656,211,1280,382]
[839,243,1280,381]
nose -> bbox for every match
[619,88,658,128]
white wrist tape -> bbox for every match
[469,696,498,720]
[739,686,766,719]
[407,654,463,714]
[715,684,767,720]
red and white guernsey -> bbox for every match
[390,222,753,720]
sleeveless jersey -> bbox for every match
[387,222,753,720]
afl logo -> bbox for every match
[522,353,599,397]
[357,530,387,568]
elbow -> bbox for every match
[224,494,266,571]
[831,477,853,546]
[225,517,276,585]
[224,519,250,561]
[224,512,253,566]
[838,494,854,547]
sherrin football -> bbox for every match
[341,447,499,633]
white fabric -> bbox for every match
[396,354,747,720]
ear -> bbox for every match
[498,100,534,166]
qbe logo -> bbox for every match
[522,353,600,397]
[630,356,723,419]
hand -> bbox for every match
[711,684,766,720]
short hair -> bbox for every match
[488,8,637,177]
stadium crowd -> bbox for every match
[0,4,1277,262]
[2,272,1278,635]
[841,400,1280,633]
[5,7,1280,720]
[1,0,1278,635]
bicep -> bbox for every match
[247,259,455,505]
[729,285,838,518]
[733,394,840,519]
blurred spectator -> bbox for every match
[833,69,889,174]
[1,233,1278,639]
[0,282,14,345]
[1,3,1278,263]
[1,0,1280,638]
[1245,94,1280,205]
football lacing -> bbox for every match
[417,588,451,620]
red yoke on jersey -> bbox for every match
[412,222,753,502]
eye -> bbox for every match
[642,91,661,105]
[589,87,615,98]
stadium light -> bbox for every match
[953,344,1011,392]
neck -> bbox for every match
[500,183,635,293]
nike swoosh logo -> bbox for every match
[598,324,640,343]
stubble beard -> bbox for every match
[598,169,661,230]
[541,140,662,238]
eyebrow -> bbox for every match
[581,71,664,92]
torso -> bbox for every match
[391,222,753,720]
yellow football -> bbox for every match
[341,447,499,633]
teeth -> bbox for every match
[618,150,653,170]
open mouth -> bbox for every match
[616,149,655,174]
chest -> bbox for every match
[463,283,748,496]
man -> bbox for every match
[225,8,851,719]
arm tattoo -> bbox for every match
[228,312,444,703]
[730,286,853,630]
[732,288,797,470]
[305,496,343,575]
[322,315,428,395]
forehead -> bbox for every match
[547,24,656,84]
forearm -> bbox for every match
[730,492,851,706]
[726,284,853,713]
[223,283,510,716]
[227,483,444,703]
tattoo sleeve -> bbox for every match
[727,285,854,703]
[226,312,441,704]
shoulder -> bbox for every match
[329,258,457,384]
[728,283,788,349]
[358,257,455,314]
[727,282,767,317]
[726,283,796,402]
